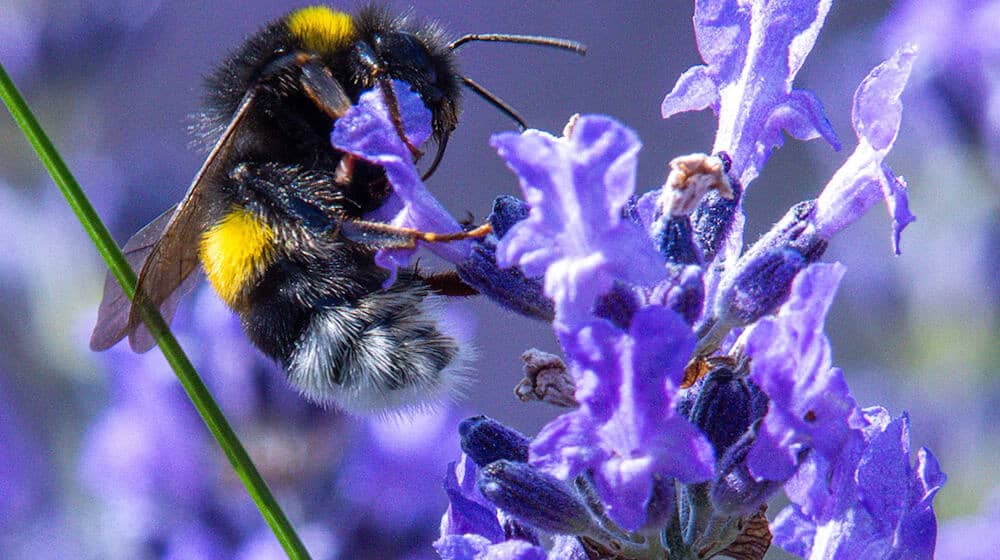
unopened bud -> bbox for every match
[477,460,600,536]
[459,416,530,466]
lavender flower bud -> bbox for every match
[691,156,743,263]
[490,195,531,238]
[745,200,827,262]
[477,460,599,536]
[655,216,703,265]
[457,195,554,321]
[457,245,555,321]
[711,421,791,516]
[717,247,807,327]
[459,416,530,467]
[696,201,828,356]
[687,367,766,456]
[643,265,705,326]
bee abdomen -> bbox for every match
[285,279,472,413]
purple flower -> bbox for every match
[530,308,714,531]
[330,80,470,282]
[743,263,859,483]
[772,408,945,559]
[492,116,667,329]
[436,456,553,560]
[812,46,918,254]
[440,455,505,543]
[661,0,841,187]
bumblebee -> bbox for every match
[89,5,583,413]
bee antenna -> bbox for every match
[448,34,587,56]
[459,75,527,131]
[421,130,450,181]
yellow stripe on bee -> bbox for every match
[199,207,276,306]
[287,6,355,54]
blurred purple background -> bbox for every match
[0,1,997,558]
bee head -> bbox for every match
[350,6,462,142]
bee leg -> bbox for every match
[377,78,423,160]
[354,42,423,160]
[340,219,493,249]
[423,270,479,297]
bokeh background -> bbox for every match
[1,1,997,558]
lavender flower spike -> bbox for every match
[662,0,841,186]
[330,80,470,283]
[813,45,918,254]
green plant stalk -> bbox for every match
[0,63,311,560]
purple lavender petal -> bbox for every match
[434,534,491,560]
[774,407,945,559]
[881,164,916,255]
[856,412,912,535]
[529,408,605,481]
[662,0,841,186]
[813,46,918,251]
[770,504,816,558]
[330,80,469,283]
[856,414,945,558]
[900,448,945,553]
[492,116,667,328]
[756,89,839,167]
[745,263,859,482]
[480,540,548,560]
[441,458,504,543]
[661,66,719,117]
[531,308,714,531]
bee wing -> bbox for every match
[108,91,259,352]
[90,206,177,351]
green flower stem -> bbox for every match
[0,63,311,560]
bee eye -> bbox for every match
[380,32,438,85]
